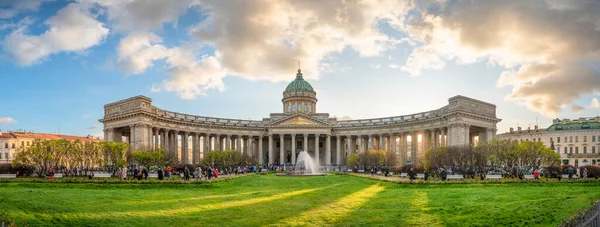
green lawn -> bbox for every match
[0,174,599,226]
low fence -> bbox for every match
[562,201,600,227]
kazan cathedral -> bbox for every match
[100,69,501,166]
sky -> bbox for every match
[1,0,600,137]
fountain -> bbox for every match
[276,151,326,176]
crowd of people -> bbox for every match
[110,165,252,181]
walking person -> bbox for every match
[568,167,574,180]
[157,168,164,180]
[184,166,190,181]
[167,166,172,180]
[583,168,588,179]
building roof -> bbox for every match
[547,122,600,132]
[1,131,103,142]
[283,69,316,98]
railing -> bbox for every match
[335,106,449,127]
[562,200,600,227]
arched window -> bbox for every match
[309,105,312,113]
[292,104,296,112]
[304,104,307,112]
[556,125,563,130]
[299,103,303,112]
[582,123,590,129]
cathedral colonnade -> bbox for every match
[100,69,500,166]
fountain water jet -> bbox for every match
[276,151,326,176]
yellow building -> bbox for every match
[497,117,600,167]
[0,131,103,164]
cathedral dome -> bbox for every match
[283,69,316,98]
[282,69,317,114]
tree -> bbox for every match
[346,153,359,167]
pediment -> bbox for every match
[269,114,331,127]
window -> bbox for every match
[557,137,560,143]
[11,143,15,149]
[556,125,563,130]
[570,136,573,142]
[570,147,573,154]
[319,142,323,148]
[4,153,7,160]
[576,147,579,154]
[592,146,596,153]
[575,136,578,142]
[26,141,29,146]
[298,104,303,112]
[564,147,568,154]
[584,147,587,154]
[526,139,529,142]
[4,143,7,149]
[21,141,24,147]
[594,136,596,142]
[304,104,307,112]
[538,138,541,142]
[292,104,296,112]
[584,136,587,142]
[565,137,567,143]
[582,123,590,129]
[309,105,312,113]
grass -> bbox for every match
[0,174,599,226]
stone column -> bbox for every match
[224,135,229,150]
[129,124,136,148]
[442,128,447,146]
[486,128,494,142]
[182,132,188,164]
[315,134,320,166]
[153,128,158,150]
[202,135,208,155]
[413,131,419,164]
[163,130,168,151]
[148,126,153,150]
[215,134,221,151]
[430,130,436,149]
[325,134,331,166]
[237,135,242,152]
[346,136,351,156]
[379,134,384,150]
[336,136,341,165]
[268,134,274,164]
[465,124,471,145]
[368,135,373,150]
[303,134,308,152]
[279,134,285,164]
[291,134,296,165]
[258,136,264,165]
[192,134,199,164]
[105,128,114,143]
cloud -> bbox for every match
[0,0,44,19]
[111,0,412,99]
[398,0,600,117]
[87,125,102,130]
[370,63,381,69]
[388,64,400,69]
[0,117,17,124]
[92,0,197,32]
[591,98,600,109]
[2,2,110,65]
[570,105,584,112]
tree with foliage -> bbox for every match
[346,153,359,167]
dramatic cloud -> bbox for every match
[2,2,109,65]
[570,105,584,113]
[117,32,169,74]
[398,0,600,117]
[0,117,17,124]
[91,0,197,32]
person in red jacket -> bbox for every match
[533,169,540,180]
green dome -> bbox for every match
[283,70,316,97]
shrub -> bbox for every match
[580,166,600,178]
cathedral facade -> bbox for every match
[100,69,501,166]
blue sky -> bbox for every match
[1,0,599,137]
